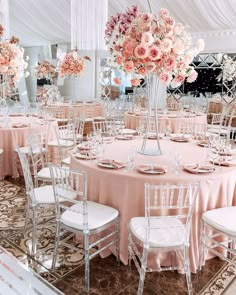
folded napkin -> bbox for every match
[98,159,125,169]
[9,113,24,117]
[184,164,215,173]
[116,135,133,140]
[171,136,189,142]
[138,165,167,174]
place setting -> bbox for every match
[136,164,167,175]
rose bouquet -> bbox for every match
[34,60,57,82]
[57,50,91,78]
[105,6,204,87]
[0,24,28,89]
[37,85,61,104]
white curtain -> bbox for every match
[71,0,108,50]
[8,0,236,52]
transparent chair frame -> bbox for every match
[128,182,200,295]
[49,164,120,292]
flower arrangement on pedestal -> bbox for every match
[105,5,204,87]
[0,24,28,104]
[37,84,61,105]
[105,5,204,155]
[57,50,91,78]
[33,60,57,83]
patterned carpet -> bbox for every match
[0,178,235,294]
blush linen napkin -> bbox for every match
[98,159,125,169]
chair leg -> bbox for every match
[52,219,61,269]
[24,202,30,232]
[198,220,206,271]
[116,217,120,265]
[31,205,37,256]
[184,246,193,295]
[138,247,148,295]
[84,233,90,292]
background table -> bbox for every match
[70,138,236,273]
[124,110,207,133]
[42,102,104,118]
[0,115,57,178]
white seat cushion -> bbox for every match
[47,139,74,147]
[62,157,71,165]
[37,166,69,179]
[202,207,236,237]
[61,201,119,230]
[129,217,186,248]
[34,185,77,204]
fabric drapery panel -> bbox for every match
[71,0,108,50]
[5,0,236,51]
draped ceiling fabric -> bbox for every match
[8,0,236,52]
[71,0,108,50]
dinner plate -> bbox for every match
[97,160,125,169]
[170,137,189,142]
[210,158,236,167]
[74,152,96,160]
[120,128,137,135]
[197,141,210,147]
[137,165,167,175]
[116,135,133,140]
[183,164,215,174]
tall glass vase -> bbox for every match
[0,75,7,107]
[139,73,162,156]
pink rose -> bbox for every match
[130,79,141,87]
[113,77,121,85]
[149,46,162,60]
[173,39,185,54]
[124,60,134,72]
[165,16,175,27]
[159,8,169,19]
[187,70,198,83]
[116,55,123,65]
[134,45,148,59]
[140,13,152,23]
[171,74,185,88]
[137,67,147,75]
[160,38,172,53]
[173,23,184,35]
[158,72,171,84]
[145,62,156,72]
[141,32,154,45]
[164,56,176,70]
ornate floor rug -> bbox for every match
[198,259,236,294]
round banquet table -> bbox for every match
[0,115,57,178]
[42,101,104,118]
[70,138,236,273]
[124,110,207,132]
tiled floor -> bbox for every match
[0,177,228,294]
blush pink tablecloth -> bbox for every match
[70,138,236,273]
[124,111,207,133]
[42,102,104,118]
[0,116,57,178]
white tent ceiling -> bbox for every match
[7,0,236,52]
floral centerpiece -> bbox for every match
[105,5,204,155]
[33,60,57,82]
[0,24,28,105]
[57,50,91,78]
[105,5,204,87]
[37,85,61,105]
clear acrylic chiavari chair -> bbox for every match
[49,164,120,292]
[128,182,200,295]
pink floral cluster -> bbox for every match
[105,6,204,88]
[0,40,28,87]
[0,24,28,88]
[34,60,57,81]
[58,51,88,78]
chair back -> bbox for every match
[144,183,199,246]
[15,146,37,205]
[49,165,88,231]
[55,123,76,144]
